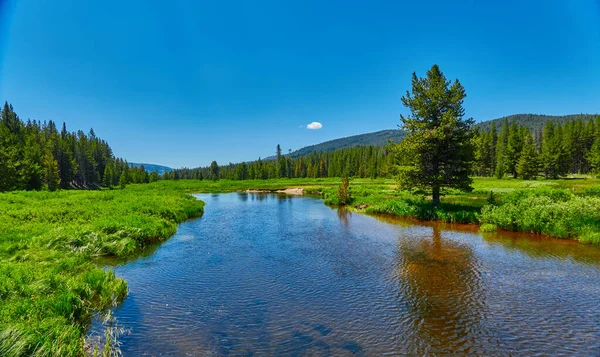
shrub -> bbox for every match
[480,188,600,242]
[582,186,600,197]
[336,177,352,205]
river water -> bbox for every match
[100,193,600,356]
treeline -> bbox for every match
[476,114,598,133]
[0,102,153,192]
[168,116,600,182]
[164,145,395,180]
[473,116,600,179]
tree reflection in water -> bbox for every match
[336,207,351,228]
[394,226,487,355]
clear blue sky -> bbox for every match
[1,0,599,168]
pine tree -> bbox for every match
[394,64,474,206]
[588,138,600,177]
[506,122,525,178]
[236,162,248,180]
[43,150,61,191]
[495,119,509,178]
[209,161,219,180]
[516,134,539,180]
[119,170,127,189]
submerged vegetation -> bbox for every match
[0,185,204,356]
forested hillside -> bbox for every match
[167,115,600,181]
[476,114,598,133]
[3,98,599,191]
[266,129,405,159]
[473,116,600,179]
[167,145,394,180]
[265,114,597,161]
[0,102,154,192]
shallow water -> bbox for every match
[98,193,600,356]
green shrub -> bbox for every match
[480,188,600,242]
[336,177,352,205]
[480,223,498,232]
[582,186,600,197]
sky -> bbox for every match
[0,0,599,168]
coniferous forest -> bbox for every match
[0,102,155,192]
[165,116,600,182]
[2,99,600,194]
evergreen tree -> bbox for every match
[236,162,248,180]
[506,122,524,178]
[209,161,219,180]
[43,149,61,191]
[473,128,494,176]
[588,138,600,177]
[149,171,159,182]
[119,170,127,189]
[394,65,474,206]
[516,134,539,180]
[495,119,509,178]
[103,164,114,187]
[541,122,569,179]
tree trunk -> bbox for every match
[432,186,441,207]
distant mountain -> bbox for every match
[266,129,406,160]
[269,114,599,160]
[129,163,172,175]
[476,114,598,133]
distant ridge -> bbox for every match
[269,114,599,160]
[265,129,406,160]
[129,163,172,175]
[476,114,599,133]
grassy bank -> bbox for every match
[150,176,600,244]
[0,185,204,356]
[2,177,599,355]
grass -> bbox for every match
[0,185,204,356]
[2,176,599,355]
[155,176,600,243]
[479,187,600,244]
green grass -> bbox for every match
[0,185,204,356]
[479,187,600,242]
[2,176,600,355]
[164,176,600,242]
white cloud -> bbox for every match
[307,122,323,130]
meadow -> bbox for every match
[154,176,600,244]
[0,185,204,356]
[2,176,600,355]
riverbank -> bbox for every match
[95,191,600,356]
[0,185,204,356]
[2,176,599,354]
[146,177,600,244]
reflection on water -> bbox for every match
[394,226,486,355]
[95,193,600,356]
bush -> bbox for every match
[582,186,600,197]
[336,177,352,205]
[480,188,600,242]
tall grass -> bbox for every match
[0,184,204,356]
[480,187,600,244]
[322,183,481,223]
[2,177,599,354]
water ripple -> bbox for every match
[91,193,600,356]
